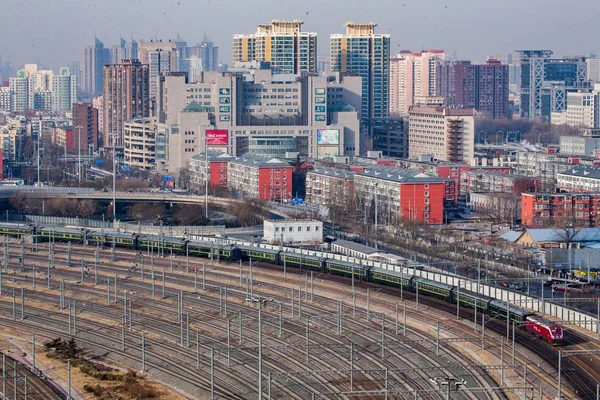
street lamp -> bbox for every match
[246,296,273,400]
[75,125,83,185]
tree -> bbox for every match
[485,194,520,231]
[177,167,192,191]
[173,204,209,226]
[9,193,25,212]
[77,200,98,218]
[127,203,166,222]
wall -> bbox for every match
[399,182,444,224]
[263,220,323,243]
[209,161,229,188]
[257,167,292,201]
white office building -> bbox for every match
[263,219,323,244]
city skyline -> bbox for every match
[1,0,599,68]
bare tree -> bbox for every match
[486,194,519,232]
[9,193,25,212]
[77,200,98,218]
[177,167,192,191]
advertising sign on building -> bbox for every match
[317,129,340,145]
[206,130,228,145]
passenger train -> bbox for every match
[0,222,564,344]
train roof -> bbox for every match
[0,222,33,228]
[489,299,532,317]
[526,314,563,329]
[89,230,136,238]
[370,267,413,277]
[138,235,187,244]
[237,245,280,253]
[413,277,455,291]
[325,257,370,267]
[187,239,221,247]
[456,289,494,303]
[38,225,86,234]
[283,251,325,261]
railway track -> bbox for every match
[1,239,593,398]
[0,351,67,399]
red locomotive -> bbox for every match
[525,315,564,345]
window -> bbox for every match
[275,227,279,232]
[315,106,326,112]
[289,227,293,232]
[219,88,230,95]
[315,97,326,104]
[307,226,311,232]
[219,115,230,121]
[219,97,230,104]
[316,226,320,231]
[315,88,325,95]
[315,115,325,121]
[298,226,302,232]
[219,106,230,112]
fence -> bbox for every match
[189,235,600,334]
[4,215,226,237]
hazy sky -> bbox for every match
[1,0,599,68]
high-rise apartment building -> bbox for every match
[437,59,509,119]
[330,22,390,125]
[92,96,104,137]
[51,67,78,113]
[408,105,475,163]
[233,20,317,74]
[81,38,110,97]
[390,50,445,115]
[587,58,600,82]
[72,102,99,152]
[9,71,34,113]
[138,39,178,99]
[102,60,150,150]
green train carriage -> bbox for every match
[412,277,454,302]
[369,267,412,288]
[238,245,280,263]
[88,230,138,248]
[280,252,325,272]
[0,223,35,238]
[138,235,187,254]
[37,226,87,244]
[325,259,369,279]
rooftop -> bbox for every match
[332,239,378,255]
[308,167,355,180]
[355,166,443,184]
[230,154,292,169]
[558,166,600,179]
[502,228,600,243]
[190,150,236,162]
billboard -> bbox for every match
[317,129,340,145]
[206,130,228,145]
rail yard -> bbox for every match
[0,234,599,399]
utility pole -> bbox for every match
[205,136,209,219]
[246,296,273,400]
[111,132,118,224]
[75,125,83,185]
